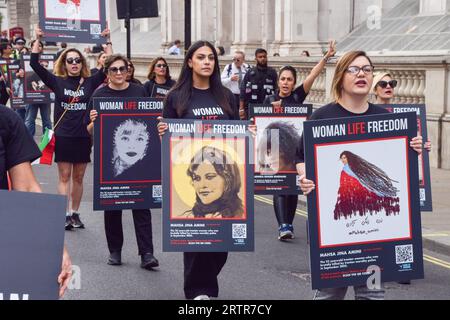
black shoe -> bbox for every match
[71,213,85,229]
[65,216,74,230]
[107,251,122,266]
[140,253,159,270]
[398,280,412,285]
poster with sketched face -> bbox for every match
[93,97,164,211]
[315,138,411,248]
[102,117,159,183]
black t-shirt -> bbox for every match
[263,84,308,105]
[30,53,107,138]
[91,82,147,100]
[143,79,176,98]
[0,106,41,189]
[297,102,389,163]
[164,87,239,120]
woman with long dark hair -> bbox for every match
[334,151,400,220]
[158,40,240,300]
[182,146,244,219]
[31,26,112,230]
[263,41,336,241]
[143,57,175,98]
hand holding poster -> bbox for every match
[303,112,424,289]
[0,190,66,300]
[379,104,432,211]
[162,119,254,252]
[250,104,312,194]
[39,0,107,44]
[93,97,164,211]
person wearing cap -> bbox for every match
[13,37,27,60]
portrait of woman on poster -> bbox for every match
[179,146,244,219]
[334,151,400,221]
[257,121,301,173]
[111,118,150,179]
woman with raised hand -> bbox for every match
[31,25,112,230]
[263,40,336,241]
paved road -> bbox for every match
[33,163,450,300]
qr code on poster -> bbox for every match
[90,24,101,35]
[420,189,426,201]
[395,245,414,264]
[296,175,301,187]
[152,185,162,198]
[232,224,247,239]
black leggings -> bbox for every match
[273,194,298,225]
[184,252,228,299]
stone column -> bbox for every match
[262,0,275,53]
[278,0,326,56]
[160,0,185,53]
[7,0,33,39]
[231,0,264,57]
[269,0,284,55]
[191,0,216,42]
[215,0,234,51]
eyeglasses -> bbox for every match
[109,66,128,74]
[66,57,82,65]
[233,58,241,62]
[377,80,398,89]
[346,65,374,75]
[155,63,167,69]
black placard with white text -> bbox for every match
[39,0,107,44]
[304,112,424,289]
[7,62,26,109]
[162,119,254,252]
[379,104,432,211]
[0,190,66,300]
[250,104,312,194]
[93,97,163,211]
[22,54,55,104]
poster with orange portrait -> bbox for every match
[162,119,254,252]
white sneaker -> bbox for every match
[193,295,210,300]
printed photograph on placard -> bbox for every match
[44,0,101,21]
[315,138,411,248]
[170,139,247,220]
[255,117,305,174]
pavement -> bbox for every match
[297,167,450,256]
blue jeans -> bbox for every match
[313,285,385,300]
[25,104,52,136]
[15,108,26,122]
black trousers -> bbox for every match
[184,252,228,299]
[104,209,154,256]
[234,94,241,116]
[273,194,298,225]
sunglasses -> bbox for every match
[66,57,82,65]
[109,66,128,74]
[346,65,374,75]
[155,63,167,69]
[377,80,398,89]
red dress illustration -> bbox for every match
[333,152,400,220]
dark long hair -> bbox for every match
[258,122,300,171]
[187,146,243,218]
[341,151,398,197]
[166,41,233,118]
